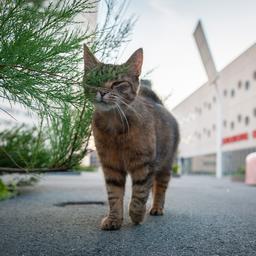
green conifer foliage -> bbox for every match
[0,0,134,171]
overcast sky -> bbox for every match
[99,0,256,110]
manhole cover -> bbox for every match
[55,201,106,207]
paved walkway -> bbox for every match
[0,172,256,256]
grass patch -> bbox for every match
[0,179,16,201]
[73,165,97,172]
[232,166,245,177]
[231,166,245,182]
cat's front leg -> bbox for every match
[129,166,154,224]
[101,166,126,230]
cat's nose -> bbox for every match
[96,91,107,102]
[99,91,107,97]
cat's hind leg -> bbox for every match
[150,169,171,216]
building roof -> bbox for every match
[172,42,256,111]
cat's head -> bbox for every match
[83,44,143,111]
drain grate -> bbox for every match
[55,201,106,207]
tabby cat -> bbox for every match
[83,45,179,230]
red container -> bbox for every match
[245,153,256,185]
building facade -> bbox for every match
[173,44,256,174]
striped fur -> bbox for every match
[84,46,180,230]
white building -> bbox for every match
[173,43,256,174]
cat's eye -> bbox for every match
[111,81,131,92]
[111,81,127,88]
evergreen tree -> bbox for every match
[0,0,134,171]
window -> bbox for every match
[245,81,250,90]
[207,131,211,137]
[230,121,235,130]
[237,114,242,122]
[196,107,202,115]
[245,116,250,126]
[195,132,201,140]
[223,120,227,127]
[212,124,216,131]
[238,81,242,89]
[253,71,256,80]
[213,96,216,103]
[208,103,211,110]
[254,108,256,117]
[223,90,227,97]
[231,89,235,97]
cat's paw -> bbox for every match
[149,207,164,216]
[100,216,122,231]
[129,205,146,224]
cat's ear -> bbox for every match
[126,48,143,77]
[83,44,99,72]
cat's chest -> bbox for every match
[94,129,134,149]
[92,123,146,160]
[92,119,156,170]
[92,114,139,149]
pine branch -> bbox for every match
[0,0,135,171]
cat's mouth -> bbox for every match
[94,99,116,111]
[94,98,113,105]
[95,99,107,104]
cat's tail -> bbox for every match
[138,86,163,105]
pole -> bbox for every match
[214,79,223,178]
[193,20,223,178]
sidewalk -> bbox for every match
[0,172,256,256]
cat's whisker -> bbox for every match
[115,102,130,133]
[100,99,124,128]
[114,102,126,133]
[108,99,125,129]
[115,92,152,110]
[111,94,142,119]
[117,103,130,133]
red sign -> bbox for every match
[253,130,256,138]
[223,133,248,144]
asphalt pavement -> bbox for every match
[0,171,256,256]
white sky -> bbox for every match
[100,0,256,110]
